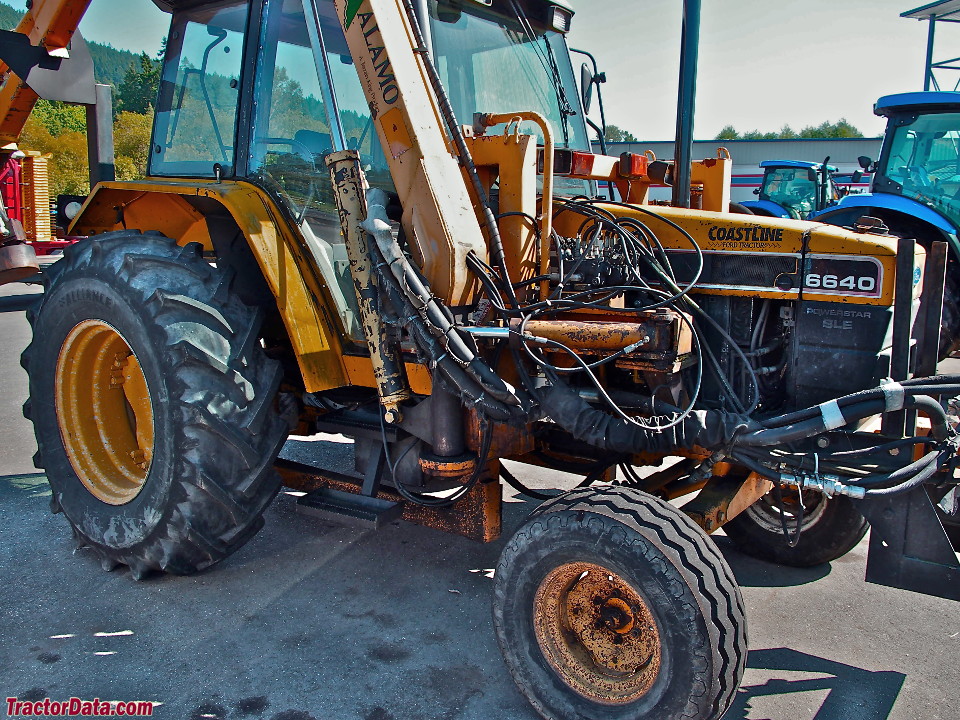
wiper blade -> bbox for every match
[507,0,572,146]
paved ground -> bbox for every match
[1,278,958,720]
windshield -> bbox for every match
[759,167,818,219]
[882,113,960,226]
[429,0,591,197]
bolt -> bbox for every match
[817,437,830,448]
[889,447,901,456]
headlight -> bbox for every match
[550,6,572,32]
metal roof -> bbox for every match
[759,160,838,171]
[902,0,960,20]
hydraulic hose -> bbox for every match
[539,383,754,454]
[400,0,520,309]
[739,396,950,447]
[862,452,948,497]
[363,189,530,415]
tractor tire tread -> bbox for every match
[22,231,286,577]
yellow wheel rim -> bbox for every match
[533,562,662,705]
[55,319,155,505]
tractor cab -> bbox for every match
[146,0,592,339]
[742,159,838,220]
[815,91,960,355]
[868,92,960,230]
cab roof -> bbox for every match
[875,91,960,117]
[760,160,838,172]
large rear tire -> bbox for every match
[493,486,746,720]
[22,231,287,578]
[723,489,868,567]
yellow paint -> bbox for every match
[342,354,433,396]
[557,204,902,306]
[690,155,732,212]
[464,134,539,291]
[55,320,153,505]
[380,107,414,159]
[71,179,350,392]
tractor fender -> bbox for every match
[739,199,790,218]
[813,196,960,262]
[67,179,354,393]
[812,193,957,237]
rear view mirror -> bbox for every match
[858,155,872,171]
[808,168,818,182]
[580,63,594,114]
[852,170,863,183]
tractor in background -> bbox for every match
[741,159,844,220]
[815,92,960,355]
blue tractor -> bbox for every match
[741,159,841,220]
[813,91,960,356]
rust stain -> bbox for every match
[276,461,501,542]
[533,562,661,704]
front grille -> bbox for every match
[667,251,799,289]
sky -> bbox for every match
[76,0,958,141]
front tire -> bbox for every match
[22,231,288,578]
[493,486,746,720]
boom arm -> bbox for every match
[333,0,488,306]
[0,0,92,145]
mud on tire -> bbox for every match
[22,231,288,578]
[493,486,746,720]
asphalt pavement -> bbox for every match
[1,278,958,720]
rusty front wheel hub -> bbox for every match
[533,562,661,705]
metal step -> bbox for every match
[296,487,402,529]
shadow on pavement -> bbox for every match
[725,647,905,720]
[713,535,832,588]
[0,472,50,498]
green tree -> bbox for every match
[117,53,161,114]
[604,124,639,143]
[30,100,86,136]
[113,111,154,178]
[20,108,156,196]
[715,124,739,140]
[714,119,863,141]
[797,119,862,139]
[20,117,90,196]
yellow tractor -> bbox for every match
[2,1,958,719]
